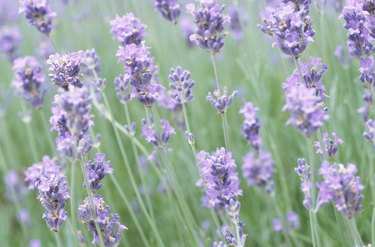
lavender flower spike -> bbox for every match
[110,13,147,46]
[4,170,27,204]
[154,0,181,23]
[19,0,56,35]
[317,161,364,218]
[187,0,230,53]
[240,102,261,150]
[197,148,242,208]
[314,132,343,158]
[168,66,195,104]
[242,150,275,193]
[12,56,46,108]
[364,119,375,148]
[141,118,176,147]
[0,27,22,59]
[78,194,127,246]
[295,158,313,210]
[85,153,113,192]
[207,87,238,113]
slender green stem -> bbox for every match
[222,113,230,150]
[69,160,79,247]
[372,207,375,247]
[54,231,62,247]
[346,217,363,247]
[309,211,317,247]
[210,52,221,90]
[20,102,38,162]
[80,158,106,247]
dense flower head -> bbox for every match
[242,150,275,193]
[240,102,261,150]
[317,161,364,218]
[133,83,164,107]
[4,170,27,203]
[0,26,21,57]
[12,56,46,108]
[110,13,147,46]
[197,148,242,208]
[154,0,181,23]
[47,52,84,90]
[364,118,375,148]
[283,84,329,136]
[206,87,238,113]
[259,1,314,57]
[50,87,93,157]
[85,153,113,192]
[116,43,156,88]
[186,0,230,53]
[24,156,69,231]
[78,194,127,246]
[141,118,176,147]
[314,132,343,158]
[19,0,56,34]
[295,158,313,209]
[114,74,132,102]
[168,66,195,104]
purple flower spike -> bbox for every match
[114,74,132,103]
[187,0,230,53]
[286,211,300,230]
[314,132,343,158]
[359,57,375,88]
[85,153,113,192]
[317,161,364,218]
[25,156,69,231]
[0,27,21,58]
[47,52,84,90]
[168,66,195,104]
[206,87,238,113]
[364,119,375,148]
[180,17,195,47]
[295,158,313,210]
[12,56,46,108]
[197,148,242,208]
[154,0,181,23]
[141,118,175,147]
[228,5,243,41]
[272,218,282,232]
[19,0,56,35]
[110,13,147,46]
[4,170,27,204]
[242,150,275,193]
[50,87,93,158]
[283,84,329,136]
[240,102,261,150]
[78,194,127,246]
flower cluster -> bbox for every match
[110,13,147,46]
[168,66,195,104]
[359,57,375,87]
[314,132,343,159]
[0,27,21,59]
[141,118,176,147]
[12,56,46,108]
[240,102,261,150]
[114,74,132,103]
[78,195,126,246]
[206,87,238,113]
[317,161,364,218]
[242,150,275,193]
[364,119,375,148]
[258,1,314,58]
[154,0,181,23]
[295,158,313,209]
[19,0,56,35]
[85,153,113,192]
[24,156,69,231]
[272,210,300,232]
[4,170,27,204]
[50,86,93,157]
[186,0,230,53]
[197,148,242,208]
[283,83,329,136]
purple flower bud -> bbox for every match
[364,118,375,148]
[187,0,230,53]
[85,153,113,192]
[359,57,375,87]
[317,161,364,218]
[0,26,21,58]
[180,17,195,47]
[110,13,147,46]
[228,5,244,41]
[314,132,343,158]
[12,56,46,108]
[206,87,238,113]
[141,118,175,147]
[4,170,27,203]
[168,66,195,104]
[286,210,300,230]
[28,239,42,247]
[114,74,132,103]
[295,158,313,209]
[78,194,127,246]
[19,0,56,35]
[242,150,275,193]
[272,218,283,232]
[197,148,242,208]
[154,0,181,23]
[240,102,261,150]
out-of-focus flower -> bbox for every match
[0,26,21,59]
[364,119,375,148]
[272,218,283,232]
[154,0,181,23]
[314,132,343,159]
[180,16,195,47]
[317,161,364,218]
[141,118,176,147]
[186,0,230,53]
[12,56,46,108]
[240,102,261,150]
[19,0,56,35]
[4,170,27,203]
[78,194,127,246]
[197,148,242,208]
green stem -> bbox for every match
[222,112,230,150]
[372,207,375,247]
[69,160,79,247]
[54,231,62,247]
[20,102,38,162]
[210,52,221,90]
[346,217,363,247]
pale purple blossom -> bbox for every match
[154,0,181,23]
[240,102,261,150]
[141,118,176,147]
[168,66,195,104]
[207,87,238,113]
[110,13,147,46]
[19,0,56,35]
[85,153,113,192]
[364,119,375,148]
[314,132,343,158]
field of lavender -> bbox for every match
[0,0,374,246]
